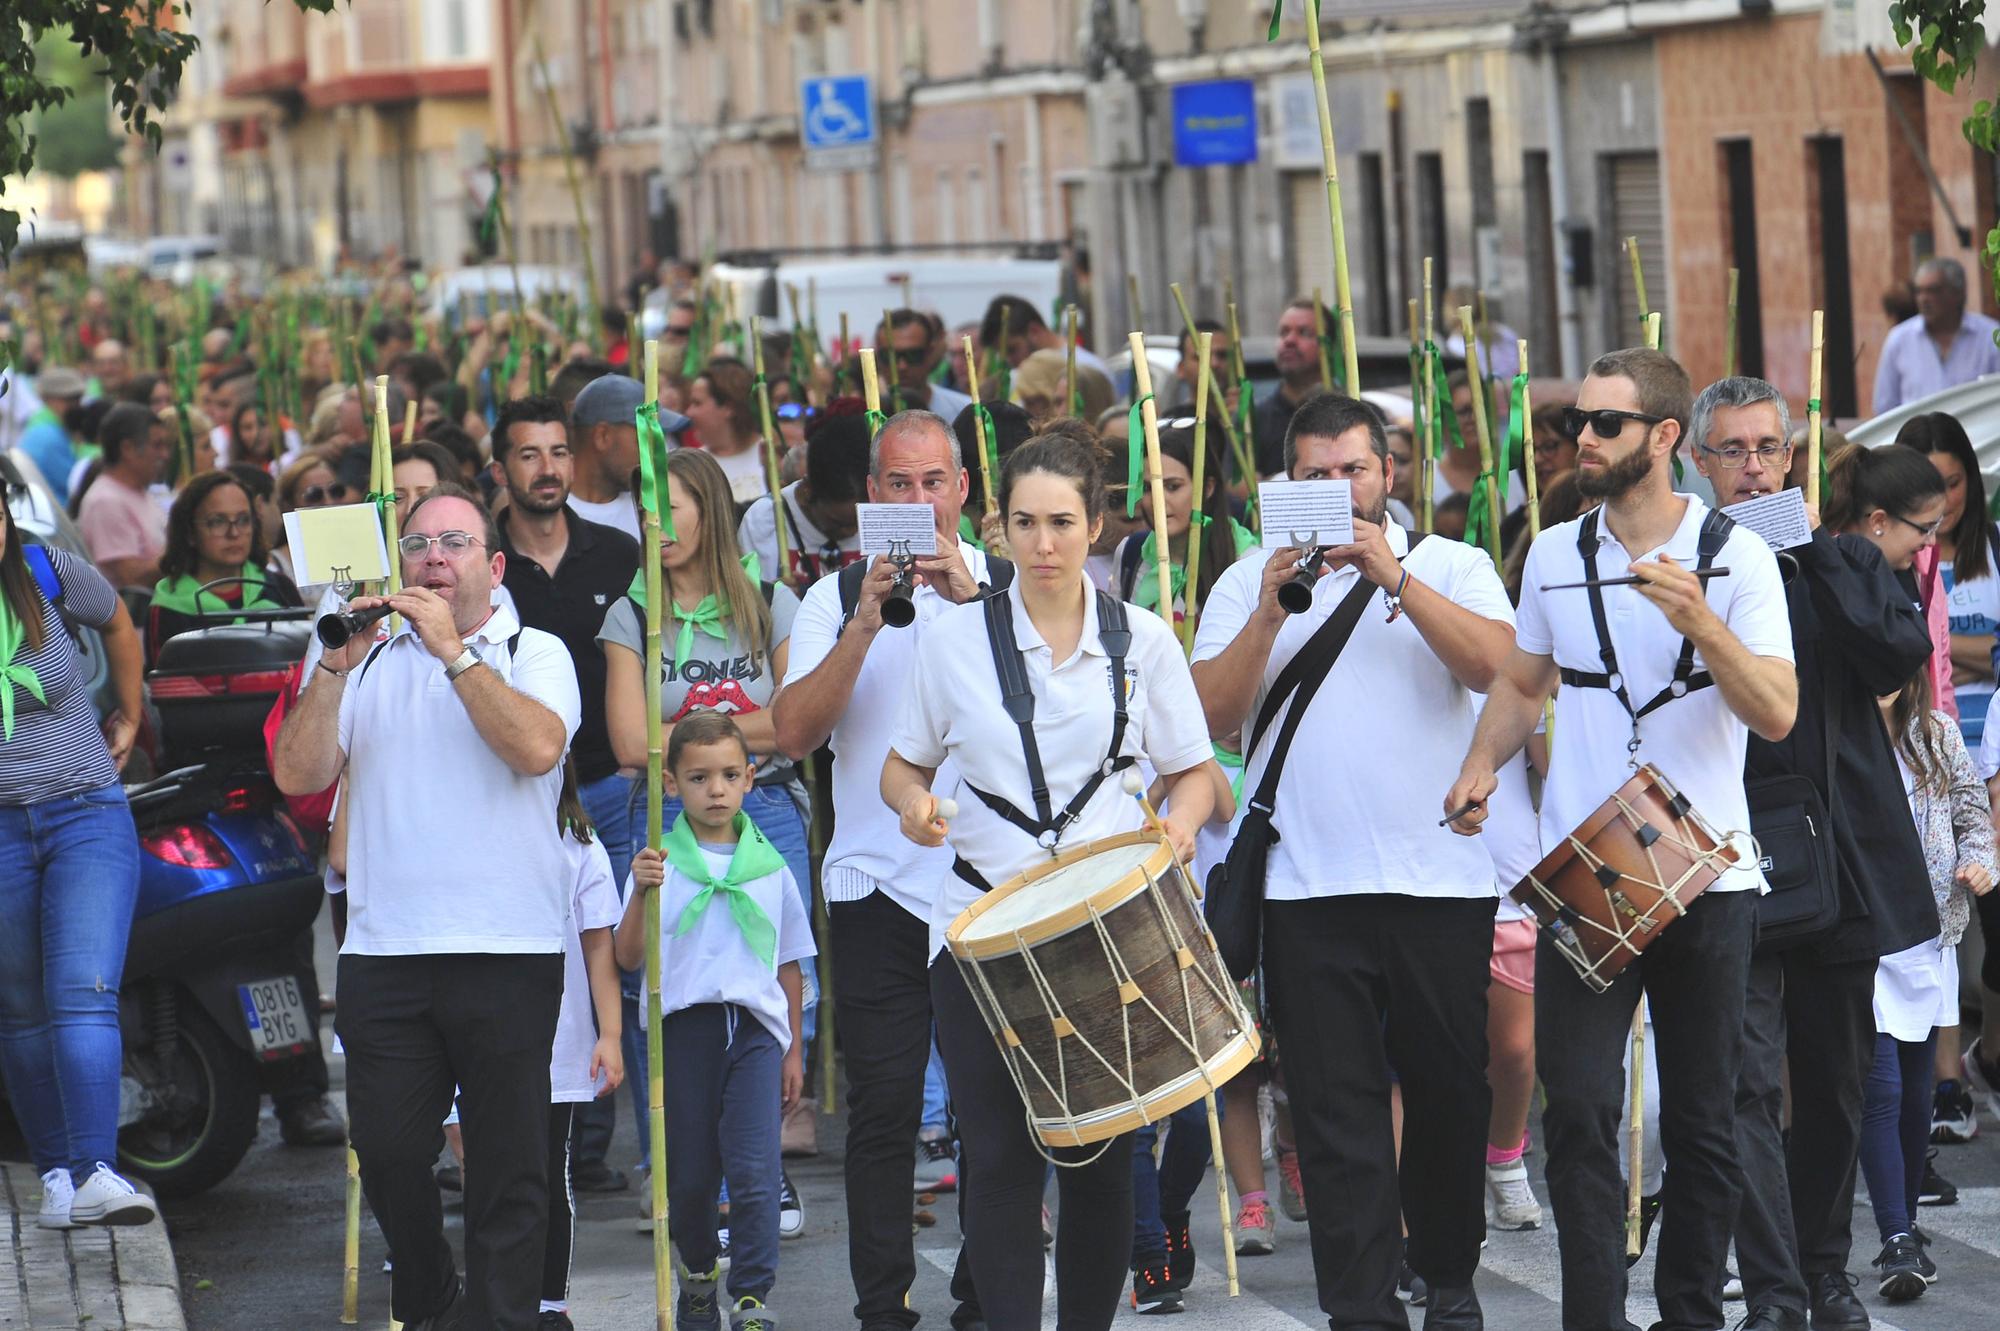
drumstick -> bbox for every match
[1439,799,1481,828]
[1626,1004,1647,1258]
[1205,1090,1241,1296]
[1541,567,1730,593]
[1120,768,1174,844]
[932,797,958,832]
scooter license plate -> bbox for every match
[237,977,309,1058]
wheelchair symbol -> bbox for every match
[806,80,869,146]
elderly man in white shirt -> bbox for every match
[771,410,991,1331]
[274,483,581,1331]
[1193,393,1517,1331]
[1450,348,1797,1331]
[1872,256,2000,413]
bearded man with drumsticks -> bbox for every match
[1193,393,1517,1330]
[1448,347,1797,1331]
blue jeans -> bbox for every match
[620,782,817,1170]
[0,784,140,1177]
[579,773,635,888]
[663,1003,783,1304]
[922,1032,949,1136]
[1859,1031,1935,1243]
[1131,1097,1219,1265]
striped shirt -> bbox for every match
[0,547,120,805]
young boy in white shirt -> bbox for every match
[617,712,812,1331]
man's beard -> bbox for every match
[1357,492,1389,528]
[511,482,568,515]
[1573,446,1656,501]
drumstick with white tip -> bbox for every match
[1121,768,1172,844]
[931,797,958,834]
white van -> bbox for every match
[692,253,1065,349]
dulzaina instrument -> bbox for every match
[1510,764,1755,994]
[945,831,1260,1150]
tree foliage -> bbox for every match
[1,1,338,262]
[1893,3,2000,314]
[32,30,121,179]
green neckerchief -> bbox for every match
[0,590,48,741]
[958,512,985,553]
[663,811,787,970]
[150,565,274,619]
[1213,742,1246,802]
[625,553,761,670]
[1131,518,1258,611]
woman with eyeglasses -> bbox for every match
[1110,421,1257,626]
[685,357,775,506]
[599,447,817,1206]
[146,470,302,659]
[1894,413,1999,749]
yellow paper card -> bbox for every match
[283,503,392,586]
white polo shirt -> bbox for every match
[1192,522,1515,901]
[891,578,1213,956]
[551,832,623,1102]
[1515,495,1793,893]
[650,855,817,1052]
[784,541,991,925]
[336,599,582,953]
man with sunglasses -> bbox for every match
[883,308,973,422]
[738,405,871,586]
[275,484,582,1331]
[1449,348,1798,1331]
[1688,377,1936,1331]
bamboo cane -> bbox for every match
[1204,1090,1240,1296]
[1460,306,1504,568]
[1181,333,1214,657]
[1627,236,1649,341]
[838,313,852,394]
[1421,259,1438,535]
[964,335,998,516]
[1723,268,1740,379]
[751,317,792,579]
[1626,1005,1647,1258]
[1645,312,1662,352]
[1303,4,1363,391]
[860,347,883,420]
[1224,300,1261,491]
[1312,286,1333,391]
[1128,273,1146,336]
[880,307,905,415]
[640,341,677,1331]
[1066,305,1081,415]
[1130,334,1175,632]
[401,398,417,448]
[1519,340,1541,541]
[373,376,403,629]
[809,278,819,339]
[786,283,820,402]
[629,311,643,381]
[804,746,837,1115]
[532,37,600,345]
[1807,310,1825,508]
[1167,281,1246,464]
[488,150,527,319]
[341,1144,360,1322]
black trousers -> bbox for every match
[833,890,977,1329]
[1263,893,1495,1331]
[544,1102,577,1305]
[1538,889,1755,1331]
[336,951,562,1331]
[1732,951,1876,1313]
[931,954,1132,1331]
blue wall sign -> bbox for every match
[1172,80,1259,168]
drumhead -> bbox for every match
[958,841,1159,943]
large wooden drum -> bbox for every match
[945,831,1260,1148]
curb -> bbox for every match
[2,1161,186,1331]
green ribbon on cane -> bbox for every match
[1319,331,1345,392]
[1425,341,1463,459]
[973,401,1002,488]
[865,408,889,440]
[635,402,677,543]
[662,812,787,971]
[0,598,48,742]
[1809,397,1827,498]
[1125,394,1155,516]
[1407,344,1427,465]
[1464,372,1529,554]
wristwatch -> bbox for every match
[444,647,483,681]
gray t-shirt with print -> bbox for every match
[597,582,800,782]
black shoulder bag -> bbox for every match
[1205,541,1423,981]
[1749,648,1842,946]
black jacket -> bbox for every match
[1744,529,1938,962]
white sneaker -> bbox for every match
[68,1162,158,1226]
[1484,1159,1543,1231]
[37,1169,78,1230]
[778,1170,804,1239]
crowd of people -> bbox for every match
[2,259,1999,1331]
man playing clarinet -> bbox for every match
[1447,348,1796,1331]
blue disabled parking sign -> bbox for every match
[802,75,876,153]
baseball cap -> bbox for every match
[36,366,87,400]
[571,375,691,437]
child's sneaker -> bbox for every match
[1276,1147,1307,1221]
[1234,1196,1276,1255]
[778,1169,804,1239]
[68,1163,157,1226]
[36,1169,77,1230]
[677,1264,723,1331]
[1130,1262,1183,1314]
[731,1293,777,1330]
[1163,1210,1196,1290]
[1932,1078,1979,1143]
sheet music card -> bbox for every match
[283,503,392,587]
[855,503,939,556]
[1258,479,1354,549]
[1722,489,1812,552]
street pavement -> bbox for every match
[159,1032,2000,1331]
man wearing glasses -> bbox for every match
[1450,348,1797,1331]
[1688,377,1937,1331]
[883,308,973,422]
[1873,257,2000,414]
[275,484,582,1331]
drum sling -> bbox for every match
[1559,506,1735,759]
[962,588,1135,856]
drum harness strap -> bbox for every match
[963,587,1136,857]
[1557,506,1735,765]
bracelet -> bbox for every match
[317,660,349,679]
[1383,567,1411,623]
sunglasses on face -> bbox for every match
[301,483,351,505]
[1561,406,1666,441]
[776,403,818,422]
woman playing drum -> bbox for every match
[882,426,1221,1331]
